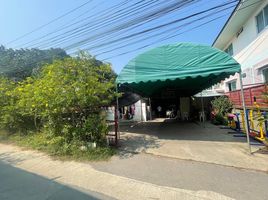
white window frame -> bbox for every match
[227,80,237,92]
[256,4,268,34]
[261,66,268,83]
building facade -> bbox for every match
[213,0,268,93]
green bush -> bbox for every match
[211,96,233,116]
[212,113,228,125]
[0,54,117,158]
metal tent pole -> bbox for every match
[140,99,143,121]
[115,84,120,145]
[201,91,205,127]
[239,72,251,154]
[149,97,152,120]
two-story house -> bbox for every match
[213,0,268,93]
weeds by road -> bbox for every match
[0,131,115,161]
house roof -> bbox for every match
[213,0,263,50]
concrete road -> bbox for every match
[91,152,268,200]
[0,161,113,200]
[1,143,234,200]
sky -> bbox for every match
[0,0,235,73]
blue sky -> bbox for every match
[0,0,235,73]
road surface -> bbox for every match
[92,152,268,200]
[0,161,114,200]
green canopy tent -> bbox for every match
[116,42,251,153]
[117,43,241,96]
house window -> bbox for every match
[256,4,268,33]
[228,81,236,91]
[225,43,233,56]
[262,67,268,83]
[265,5,268,25]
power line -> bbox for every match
[95,0,258,58]
[93,0,206,54]
[101,14,231,60]
[63,0,197,51]
[2,0,250,71]
[37,0,179,49]
[20,0,131,49]
[96,11,230,57]
[68,0,237,53]
[13,0,107,48]
[6,0,94,45]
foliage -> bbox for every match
[0,45,68,80]
[0,131,115,161]
[211,96,233,116]
[0,54,117,156]
[0,77,29,132]
[211,113,228,125]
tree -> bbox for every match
[0,45,68,80]
[10,54,117,144]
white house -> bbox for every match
[213,0,268,92]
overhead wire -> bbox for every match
[94,0,260,59]
[40,0,188,49]
[68,0,237,53]
[13,0,107,48]
[23,0,132,48]
[24,0,157,49]
[63,0,198,51]
[6,0,95,45]
[2,0,252,70]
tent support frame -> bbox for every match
[149,98,152,120]
[239,72,251,154]
[114,84,120,146]
[201,91,205,127]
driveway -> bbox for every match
[119,119,268,171]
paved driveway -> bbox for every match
[119,119,268,171]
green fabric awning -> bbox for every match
[116,43,241,96]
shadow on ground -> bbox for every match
[116,119,249,159]
[119,118,246,142]
[0,160,112,200]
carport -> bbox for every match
[116,43,251,152]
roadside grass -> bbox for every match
[0,130,116,161]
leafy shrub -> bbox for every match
[0,54,117,150]
[212,113,228,125]
[211,96,233,116]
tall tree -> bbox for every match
[0,45,68,80]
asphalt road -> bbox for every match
[91,152,268,200]
[0,161,114,200]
